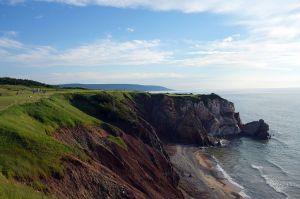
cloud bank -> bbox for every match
[0,38,171,67]
[2,0,300,88]
[5,0,300,40]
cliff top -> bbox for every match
[0,81,228,198]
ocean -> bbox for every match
[204,89,300,199]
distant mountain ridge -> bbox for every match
[0,77,172,91]
[60,83,173,91]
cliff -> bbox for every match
[0,86,269,199]
[139,93,243,144]
[70,92,245,147]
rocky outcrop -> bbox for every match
[241,119,271,140]
[139,94,243,145]
[51,92,270,199]
[0,90,270,199]
[71,92,269,146]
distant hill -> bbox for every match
[0,77,55,88]
[0,78,172,91]
[60,84,173,91]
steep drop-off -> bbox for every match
[71,92,244,146]
[0,90,268,199]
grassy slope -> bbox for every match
[0,85,97,111]
[0,95,99,178]
[107,135,128,150]
[0,86,137,198]
[0,85,219,198]
[0,86,103,198]
[0,174,53,199]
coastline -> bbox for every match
[166,145,246,199]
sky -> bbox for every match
[0,0,300,90]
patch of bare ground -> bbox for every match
[43,125,184,199]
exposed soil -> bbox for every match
[44,125,184,199]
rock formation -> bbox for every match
[72,92,269,147]
[0,82,272,199]
[134,93,266,145]
[241,119,271,139]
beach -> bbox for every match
[166,145,245,199]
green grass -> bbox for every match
[0,87,149,197]
[0,85,49,111]
[0,93,101,179]
[107,135,128,150]
[0,85,99,111]
[0,174,54,199]
[0,85,222,198]
[71,91,139,125]
[0,85,111,198]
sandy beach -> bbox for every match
[166,145,244,199]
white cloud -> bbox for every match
[34,0,300,40]
[4,1,300,40]
[48,72,184,84]
[126,27,135,32]
[1,35,300,73]
[0,37,23,49]
[2,0,300,89]
[0,0,300,68]
[40,0,242,12]
[0,38,171,66]
[176,36,300,70]
[1,0,24,5]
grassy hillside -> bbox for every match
[0,85,93,111]
[0,83,219,198]
[0,85,104,198]
[0,95,99,177]
[0,174,53,199]
[0,84,144,198]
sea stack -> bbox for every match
[241,119,271,140]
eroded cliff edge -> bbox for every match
[0,90,269,199]
[73,92,268,146]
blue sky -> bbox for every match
[0,0,300,90]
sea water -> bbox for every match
[205,89,300,199]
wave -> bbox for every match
[266,159,289,176]
[271,136,288,146]
[220,139,230,147]
[212,156,251,198]
[251,164,289,199]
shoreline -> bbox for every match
[166,145,246,199]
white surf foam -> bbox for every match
[212,156,251,198]
[272,136,288,146]
[266,159,289,176]
[251,164,289,199]
[220,139,230,147]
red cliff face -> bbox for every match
[43,92,264,199]
[47,125,183,199]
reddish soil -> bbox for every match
[45,125,184,199]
